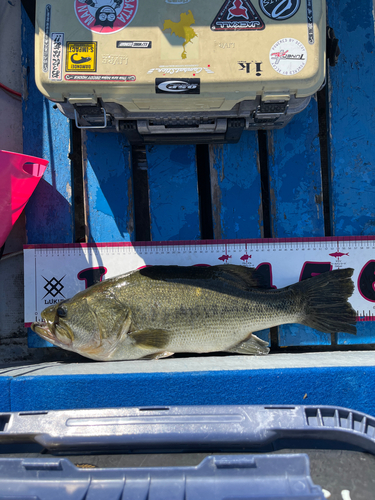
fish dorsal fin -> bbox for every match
[214,264,268,289]
[139,264,268,289]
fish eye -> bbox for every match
[57,306,67,318]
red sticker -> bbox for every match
[211,0,265,31]
[74,0,138,35]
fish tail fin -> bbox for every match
[294,268,357,335]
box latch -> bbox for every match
[73,103,108,129]
[254,100,289,124]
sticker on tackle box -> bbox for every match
[49,32,64,81]
[306,0,314,44]
[66,42,97,72]
[211,0,265,31]
[42,4,51,73]
[269,38,307,75]
[259,0,301,21]
[64,74,136,81]
[74,0,138,35]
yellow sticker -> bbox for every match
[66,42,97,72]
[163,11,198,60]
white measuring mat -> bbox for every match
[24,237,375,326]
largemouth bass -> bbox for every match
[31,265,357,361]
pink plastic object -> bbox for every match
[0,150,48,247]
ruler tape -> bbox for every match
[24,237,375,325]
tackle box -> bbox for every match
[1,404,375,498]
[34,0,333,143]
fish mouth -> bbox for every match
[31,321,55,340]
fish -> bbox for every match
[329,252,349,259]
[218,254,232,262]
[70,55,92,64]
[31,265,357,362]
[240,254,251,262]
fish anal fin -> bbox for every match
[226,333,269,356]
[142,351,174,360]
[129,329,171,350]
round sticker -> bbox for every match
[259,0,300,21]
[269,38,307,76]
[74,0,138,34]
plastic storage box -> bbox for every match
[1,404,375,498]
[34,0,329,143]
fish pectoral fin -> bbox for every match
[226,334,270,355]
[129,329,171,350]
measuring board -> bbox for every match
[24,236,375,328]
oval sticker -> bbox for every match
[158,80,198,92]
[259,0,300,21]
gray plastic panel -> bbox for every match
[0,454,324,500]
[1,405,375,454]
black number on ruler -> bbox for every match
[358,260,375,302]
[299,262,332,281]
[256,263,276,289]
[78,267,107,289]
